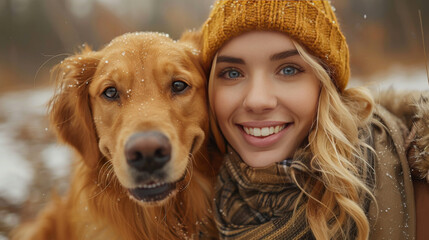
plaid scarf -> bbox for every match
[214,146,315,240]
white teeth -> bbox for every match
[244,127,250,134]
[261,127,270,137]
[243,124,286,137]
[138,182,164,189]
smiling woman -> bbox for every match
[201,1,429,239]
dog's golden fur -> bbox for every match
[11,32,220,240]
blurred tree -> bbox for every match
[0,0,428,89]
[44,0,81,50]
[0,0,64,89]
[335,0,429,76]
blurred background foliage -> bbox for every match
[0,0,428,92]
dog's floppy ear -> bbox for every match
[178,29,202,48]
[179,30,226,151]
[178,29,206,78]
[49,45,101,168]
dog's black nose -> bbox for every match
[124,131,171,173]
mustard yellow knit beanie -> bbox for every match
[202,0,350,91]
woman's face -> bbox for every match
[211,31,320,168]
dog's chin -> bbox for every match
[127,180,180,206]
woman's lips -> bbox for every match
[238,122,291,148]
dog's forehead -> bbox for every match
[105,32,178,53]
[101,32,195,66]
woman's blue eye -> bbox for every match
[281,66,299,76]
[226,70,241,79]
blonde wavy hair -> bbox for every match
[208,39,376,240]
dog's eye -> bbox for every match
[171,80,189,94]
[102,87,119,100]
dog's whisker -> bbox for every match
[89,163,116,199]
[104,167,118,191]
[99,160,111,173]
[179,153,195,192]
[97,157,120,192]
[97,161,112,183]
[199,153,217,177]
[34,53,72,88]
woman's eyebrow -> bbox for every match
[216,56,245,64]
[270,50,299,61]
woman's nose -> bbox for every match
[242,77,277,113]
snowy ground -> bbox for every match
[351,67,429,91]
[0,88,71,238]
[0,68,427,238]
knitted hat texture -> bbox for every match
[202,0,350,91]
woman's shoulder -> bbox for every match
[372,89,428,129]
[368,89,429,160]
[367,88,429,184]
[365,90,425,238]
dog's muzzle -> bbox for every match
[124,131,178,203]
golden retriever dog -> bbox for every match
[11,31,220,239]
